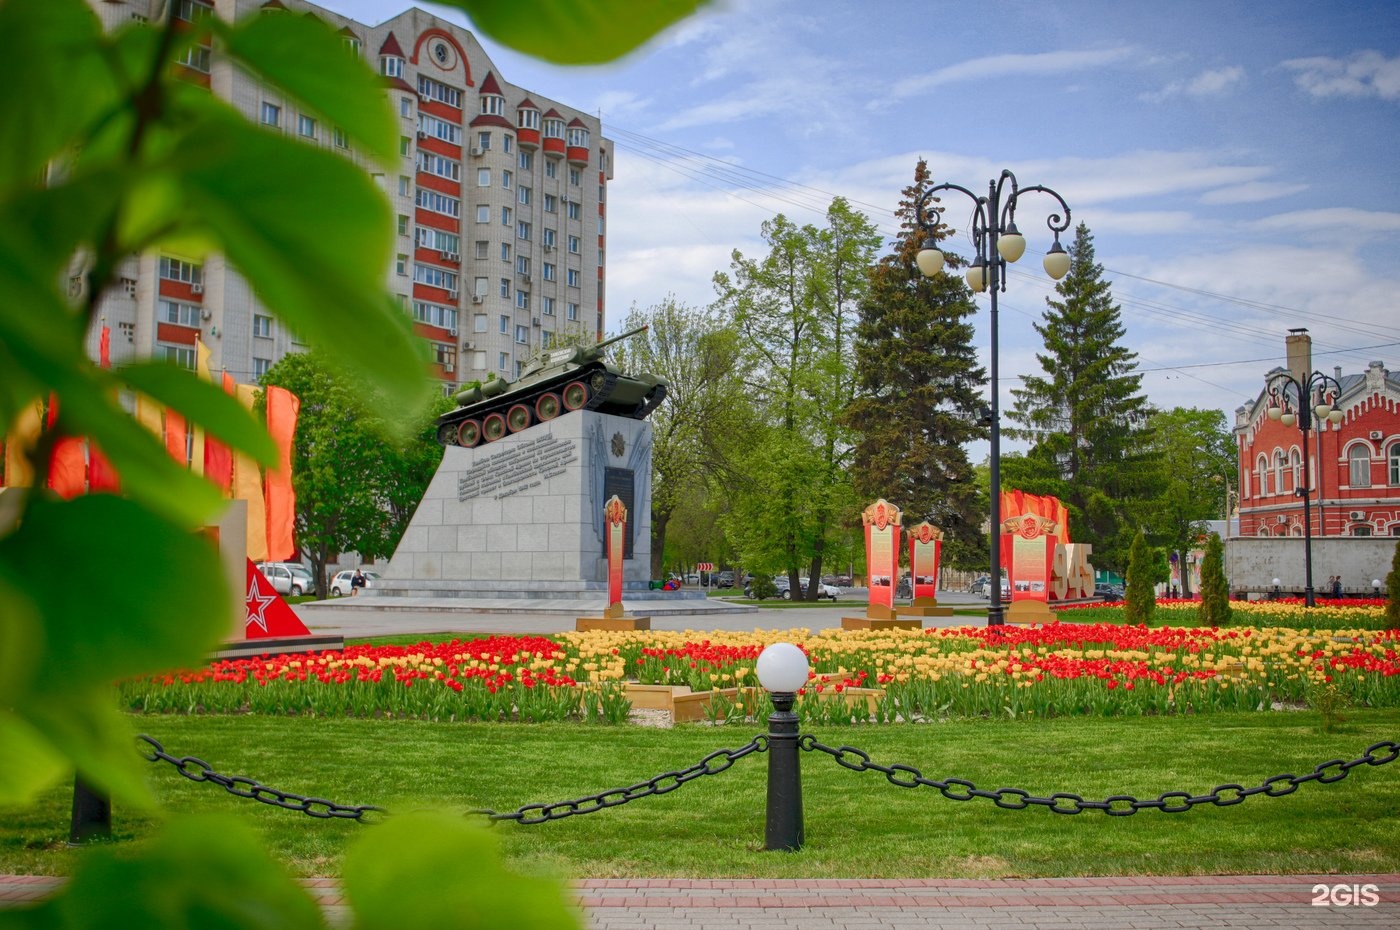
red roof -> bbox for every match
[378,32,404,57]
[469,114,513,129]
[479,72,504,96]
[543,108,563,119]
[517,97,538,110]
[259,0,287,9]
[568,116,587,128]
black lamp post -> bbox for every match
[913,170,1072,626]
[1264,369,1343,607]
[755,642,809,851]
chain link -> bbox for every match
[799,735,1400,816]
[138,733,767,826]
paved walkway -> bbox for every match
[4,873,1397,928]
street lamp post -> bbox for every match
[914,170,1072,626]
[1265,368,1343,607]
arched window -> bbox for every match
[1389,441,1400,486]
[1290,448,1302,491]
[1257,454,1269,496]
[1290,524,1303,537]
[1274,450,1287,494]
[1257,523,1271,537]
[1349,445,1372,488]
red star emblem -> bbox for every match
[246,574,277,632]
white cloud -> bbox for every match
[1199,181,1308,205]
[891,47,1136,98]
[1140,65,1244,102]
[1282,50,1400,102]
[1249,207,1400,236]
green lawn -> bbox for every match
[4,709,1397,879]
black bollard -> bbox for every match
[68,775,111,845]
[764,691,803,851]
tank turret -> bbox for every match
[434,325,667,447]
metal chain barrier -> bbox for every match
[137,733,768,825]
[799,735,1400,815]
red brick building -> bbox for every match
[1235,332,1400,538]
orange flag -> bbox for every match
[202,370,235,494]
[164,408,188,465]
[45,395,87,499]
[264,384,299,561]
[233,385,267,562]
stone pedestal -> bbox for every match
[841,605,923,631]
[898,596,954,618]
[378,410,653,599]
[1005,600,1055,625]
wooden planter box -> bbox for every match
[623,683,885,721]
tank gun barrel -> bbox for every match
[596,324,648,351]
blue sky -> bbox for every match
[341,0,1400,445]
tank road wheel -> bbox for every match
[562,380,588,411]
[506,403,532,433]
[482,412,508,442]
[436,423,457,445]
[456,419,481,448]
[589,370,608,394]
[535,392,562,421]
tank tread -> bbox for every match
[637,383,667,419]
[584,371,619,412]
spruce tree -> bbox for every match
[842,160,987,565]
[1386,537,1400,628]
[1124,529,1156,624]
[1007,223,1157,572]
[1198,532,1233,626]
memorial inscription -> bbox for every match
[456,433,579,502]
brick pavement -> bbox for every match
[4,873,1398,929]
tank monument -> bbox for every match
[365,327,708,611]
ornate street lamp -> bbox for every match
[756,642,810,851]
[914,170,1072,626]
[1265,367,1343,607]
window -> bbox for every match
[416,151,461,181]
[415,189,461,218]
[499,279,510,298]
[158,257,203,285]
[569,167,581,186]
[473,278,488,300]
[1256,455,1268,497]
[541,330,553,348]
[397,214,409,236]
[517,221,531,241]
[567,301,579,321]
[542,262,555,281]
[499,314,509,333]
[157,343,195,369]
[542,296,555,316]
[1352,524,1373,537]
[298,114,316,138]
[566,268,580,287]
[413,263,459,293]
[544,116,565,140]
[398,175,411,196]
[1389,442,1400,486]
[481,93,505,117]
[417,75,463,109]
[416,227,460,254]
[568,235,580,253]
[253,357,272,378]
[544,194,557,214]
[178,44,210,73]
[542,228,556,249]
[333,126,348,149]
[518,108,540,131]
[413,301,458,330]
[433,343,456,367]
[499,352,509,371]
[1273,450,1286,494]
[498,242,510,263]
[400,98,413,119]
[515,291,529,310]
[545,160,557,179]
[261,102,281,127]
[515,256,530,276]
[174,1,212,23]
[1290,448,1302,491]
[518,186,531,205]
[567,202,581,220]
[503,135,512,154]
[396,254,408,276]
[475,240,489,260]
[476,205,490,224]
[1350,445,1372,488]
[476,131,491,151]
[418,114,461,144]
[567,126,589,149]
[519,151,534,170]
[252,314,272,338]
[515,324,529,344]
[159,299,200,327]
[477,168,491,187]
[501,206,512,226]
[473,313,487,332]
[502,170,513,189]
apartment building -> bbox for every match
[86,0,613,392]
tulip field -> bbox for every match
[117,601,1400,726]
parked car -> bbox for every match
[717,571,735,588]
[255,562,312,597]
[330,569,381,597]
[744,575,789,599]
[802,579,840,601]
[1095,583,1125,602]
[970,576,1010,598]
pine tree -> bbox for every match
[1125,529,1156,624]
[842,160,987,565]
[1198,532,1233,626]
[1007,223,1157,572]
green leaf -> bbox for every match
[342,812,579,930]
[443,0,709,64]
[0,495,230,694]
[9,815,326,929]
[218,13,398,167]
[168,110,430,415]
[0,713,67,808]
[0,0,115,191]
[118,361,277,466]
[18,697,152,808]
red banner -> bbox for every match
[244,559,311,639]
[264,385,299,561]
[907,522,942,601]
[604,495,626,609]
[1001,514,1057,604]
[863,499,901,610]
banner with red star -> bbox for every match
[244,559,311,639]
